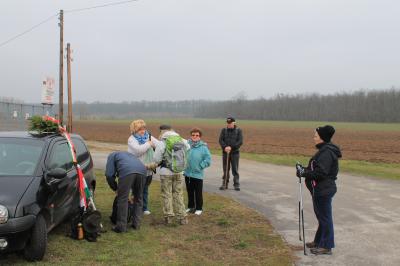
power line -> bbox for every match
[0,13,59,48]
[64,0,138,14]
[0,0,139,48]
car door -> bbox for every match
[45,139,79,226]
[72,137,94,187]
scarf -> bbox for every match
[134,131,149,145]
[189,139,201,148]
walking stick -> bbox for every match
[298,181,301,241]
[223,150,231,189]
[296,163,307,255]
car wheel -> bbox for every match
[24,214,47,261]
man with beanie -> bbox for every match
[219,116,243,191]
[105,151,147,233]
[296,125,342,255]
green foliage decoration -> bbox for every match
[29,115,60,134]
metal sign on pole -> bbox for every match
[41,77,55,117]
[41,77,55,105]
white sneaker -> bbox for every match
[185,208,193,213]
[143,210,151,215]
[194,210,202,215]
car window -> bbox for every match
[72,137,90,163]
[0,138,44,176]
[48,142,74,171]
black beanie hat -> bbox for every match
[316,125,335,143]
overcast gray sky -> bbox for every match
[1,0,399,103]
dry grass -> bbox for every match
[3,170,293,266]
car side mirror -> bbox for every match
[44,168,67,190]
[47,168,67,179]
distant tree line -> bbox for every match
[72,100,202,119]
[194,89,400,122]
[69,89,399,122]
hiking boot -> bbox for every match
[219,185,226,190]
[164,217,173,225]
[234,187,240,191]
[306,241,317,248]
[179,217,188,225]
[310,247,332,255]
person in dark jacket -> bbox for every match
[219,116,243,191]
[105,151,147,233]
[296,125,342,255]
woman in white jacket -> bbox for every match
[128,119,159,215]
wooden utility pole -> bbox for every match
[58,10,64,125]
[66,43,73,133]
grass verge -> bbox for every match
[4,171,293,266]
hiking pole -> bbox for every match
[223,150,230,189]
[296,162,307,255]
[298,179,301,242]
[299,175,307,255]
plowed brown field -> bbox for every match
[74,120,400,163]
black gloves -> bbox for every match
[296,162,305,178]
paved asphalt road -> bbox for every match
[92,151,400,266]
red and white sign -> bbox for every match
[41,77,55,105]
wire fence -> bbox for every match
[0,101,54,131]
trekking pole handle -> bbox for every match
[296,161,304,180]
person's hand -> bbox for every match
[296,163,305,177]
[224,146,232,153]
[145,163,158,171]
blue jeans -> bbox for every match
[313,195,335,249]
[143,175,152,211]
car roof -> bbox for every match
[0,131,82,140]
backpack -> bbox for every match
[70,209,102,242]
[163,135,187,173]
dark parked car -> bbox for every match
[0,131,96,261]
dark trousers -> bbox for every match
[312,195,335,249]
[143,175,153,211]
[222,151,240,187]
[116,173,144,231]
[185,176,203,211]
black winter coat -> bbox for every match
[303,142,342,197]
[219,126,243,153]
